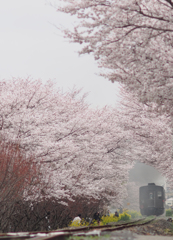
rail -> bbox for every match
[0,216,156,240]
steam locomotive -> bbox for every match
[139,183,165,216]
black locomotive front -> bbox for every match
[139,183,165,216]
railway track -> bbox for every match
[0,216,156,240]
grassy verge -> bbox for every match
[69,211,142,227]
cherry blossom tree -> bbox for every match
[57,0,173,115]
[118,88,173,186]
[1,79,171,230]
[55,0,173,186]
[123,182,140,211]
[0,78,133,205]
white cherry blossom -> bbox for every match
[0,78,133,204]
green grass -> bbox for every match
[127,210,142,219]
[166,209,173,217]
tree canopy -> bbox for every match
[0,78,134,204]
[58,0,173,115]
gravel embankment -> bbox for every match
[80,218,173,240]
[128,219,173,236]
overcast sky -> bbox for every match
[0,0,120,108]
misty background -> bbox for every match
[129,162,165,187]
